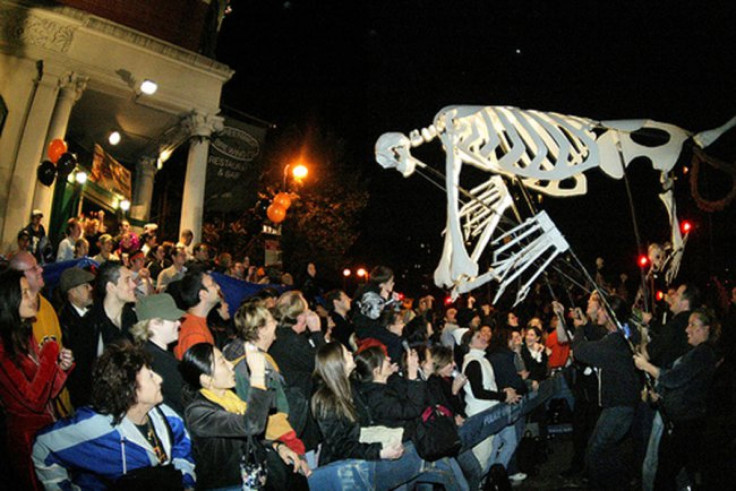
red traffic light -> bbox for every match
[681,220,693,234]
[638,255,649,268]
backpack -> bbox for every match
[483,463,512,491]
[515,429,547,475]
[412,404,462,461]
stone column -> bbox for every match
[179,111,223,244]
[1,68,59,249]
[130,156,157,223]
[31,72,88,220]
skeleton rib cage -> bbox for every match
[376,105,736,304]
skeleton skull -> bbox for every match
[375,132,418,177]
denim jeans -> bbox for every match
[488,424,518,471]
[459,403,520,452]
[308,442,468,490]
[642,410,663,491]
[586,405,635,488]
[457,373,567,453]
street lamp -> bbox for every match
[283,162,309,190]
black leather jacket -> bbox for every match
[357,375,427,441]
[315,384,382,466]
[184,388,273,489]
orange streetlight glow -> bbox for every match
[356,268,367,277]
[292,164,308,180]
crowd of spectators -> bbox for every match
[0,210,735,490]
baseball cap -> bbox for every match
[136,294,185,322]
[60,267,95,294]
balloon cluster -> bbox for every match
[266,192,291,224]
[36,139,78,187]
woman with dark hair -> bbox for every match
[634,308,719,490]
[521,325,549,382]
[463,327,525,481]
[32,344,195,489]
[521,324,551,441]
[404,315,434,349]
[223,301,310,473]
[353,265,401,335]
[354,345,426,440]
[182,342,308,490]
[310,342,467,490]
[426,345,467,421]
[0,269,74,490]
[355,308,405,364]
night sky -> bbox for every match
[214,1,736,292]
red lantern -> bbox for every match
[273,192,292,210]
[266,203,287,223]
[47,139,67,164]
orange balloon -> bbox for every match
[266,203,287,223]
[47,139,67,164]
[273,192,291,210]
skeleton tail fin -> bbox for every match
[693,115,736,148]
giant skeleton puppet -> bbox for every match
[376,106,736,305]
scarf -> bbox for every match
[200,388,248,414]
[219,351,305,455]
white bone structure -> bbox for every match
[376,106,734,303]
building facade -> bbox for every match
[0,0,234,251]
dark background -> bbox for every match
[212,0,736,296]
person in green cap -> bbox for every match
[130,294,186,415]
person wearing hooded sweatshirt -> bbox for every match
[571,295,641,489]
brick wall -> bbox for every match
[56,0,210,53]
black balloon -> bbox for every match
[254,198,270,218]
[37,160,56,186]
[57,152,77,177]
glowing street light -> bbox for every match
[292,164,308,180]
[108,131,121,145]
[343,268,351,277]
[75,171,88,185]
[356,268,367,278]
[139,79,158,95]
[284,162,309,189]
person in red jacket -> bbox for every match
[0,269,74,490]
